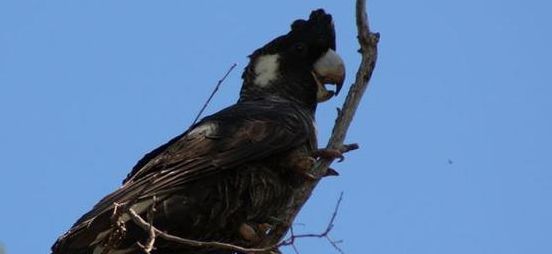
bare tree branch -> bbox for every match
[127,207,279,253]
[328,0,379,150]
[126,193,345,254]
[258,0,380,251]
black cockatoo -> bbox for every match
[52,9,345,254]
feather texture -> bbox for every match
[53,99,317,253]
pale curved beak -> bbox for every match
[312,49,346,102]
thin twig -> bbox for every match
[289,227,300,254]
[281,192,345,253]
[137,196,158,253]
[285,192,343,240]
[326,235,345,254]
[126,193,345,254]
[137,223,156,254]
[191,63,237,127]
[127,208,276,253]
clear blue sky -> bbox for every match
[1,1,551,253]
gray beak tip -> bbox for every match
[334,75,344,96]
[313,49,346,101]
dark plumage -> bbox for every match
[52,9,345,254]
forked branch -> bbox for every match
[127,193,345,254]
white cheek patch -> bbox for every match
[253,54,280,87]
